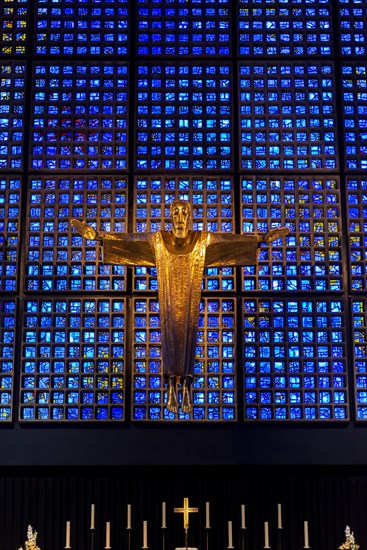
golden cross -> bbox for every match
[174,497,199,530]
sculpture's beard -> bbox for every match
[172,224,189,239]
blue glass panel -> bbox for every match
[35,0,128,56]
[20,298,125,421]
[136,63,232,170]
[342,65,367,170]
[239,63,338,170]
[0,176,21,291]
[339,0,367,56]
[243,298,348,421]
[30,62,128,171]
[26,176,127,292]
[137,0,230,57]
[238,0,332,57]
[0,63,26,170]
[241,176,342,292]
[0,0,28,56]
[352,299,367,421]
[0,300,16,422]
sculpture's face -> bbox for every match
[171,202,191,239]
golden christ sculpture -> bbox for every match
[72,200,289,415]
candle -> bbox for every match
[162,502,167,529]
[127,504,131,529]
[304,521,309,548]
[105,521,111,548]
[143,520,148,548]
[228,520,233,548]
[264,521,269,548]
[90,504,95,530]
[206,502,210,529]
[65,521,71,549]
[241,504,246,529]
[277,503,282,529]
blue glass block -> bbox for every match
[319,407,331,419]
[245,407,257,420]
[260,407,272,420]
[111,407,123,420]
[37,407,49,420]
[22,407,35,421]
[148,407,161,420]
[357,391,367,404]
[208,407,220,421]
[134,391,146,404]
[0,407,11,421]
[134,407,147,420]
[96,407,108,420]
[66,407,79,420]
[81,408,93,421]
[51,407,64,420]
[357,407,367,420]
[289,408,302,420]
[222,407,235,420]
[148,391,160,404]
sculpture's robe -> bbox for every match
[102,231,259,377]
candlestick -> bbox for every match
[303,521,310,549]
[264,521,270,549]
[206,502,210,529]
[241,504,246,530]
[227,520,233,549]
[143,520,148,549]
[90,504,95,530]
[105,521,111,549]
[162,502,167,529]
[277,504,282,529]
[65,521,71,549]
[127,504,132,530]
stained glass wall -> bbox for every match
[0,0,366,423]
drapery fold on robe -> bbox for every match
[102,231,259,377]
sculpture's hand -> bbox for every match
[71,219,99,240]
[263,226,290,243]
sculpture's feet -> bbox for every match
[167,379,179,414]
[181,378,192,414]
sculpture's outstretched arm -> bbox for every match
[71,218,156,267]
[261,226,290,244]
[204,226,289,267]
[71,219,100,240]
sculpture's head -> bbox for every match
[170,200,192,239]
